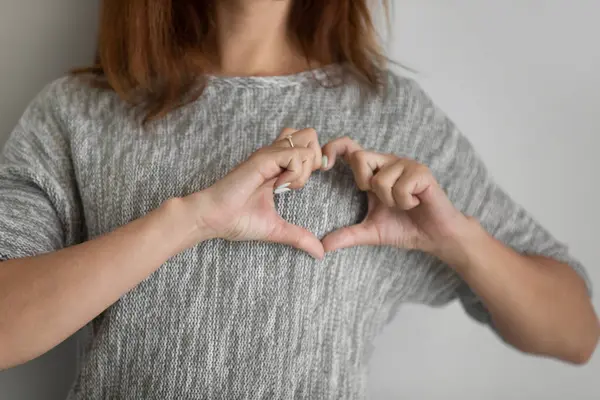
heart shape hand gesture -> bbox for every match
[186,129,470,259]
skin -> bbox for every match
[0,141,323,369]
[321,137,599,364]
[0,0,598,371]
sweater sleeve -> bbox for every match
[400,79,591,326]
[0,80,84,261]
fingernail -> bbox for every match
[321,155,329,169]
[275,182,291,190]
[274,188,292,195]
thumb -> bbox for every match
[322,223,380,253]
[267,219,325,259]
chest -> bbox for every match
[71,103,399,240]
[69,93,462,343]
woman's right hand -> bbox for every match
[185,128,325,259]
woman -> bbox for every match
[0,0,597,398]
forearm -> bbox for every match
[0,197,204,370]
[438,219,599,364]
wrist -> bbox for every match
[431,216,490,271]
[158,194,217,251]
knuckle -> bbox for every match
[298,149,312,162]
[309,140,322,154]
[279,127,296,138]
[306,151,318,164]
[353,150,369,164]
[415,164,431,176]
[392,180,402,192]
[371,174,384,188]
[305,127,318,137]
[392,157,406,166]
[392,181,407,196]
[352,149,365,160]
[303,146,315,156]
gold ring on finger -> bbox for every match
[285,135,294,148]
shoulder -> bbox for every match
[377,69,446,124]
[333,68,443,126]
[21,74,124,134]
[19,75,91,128]
[25,75,95,114]
[370,70,479,169]
[343,68,451,137]
[5,75,123,160]
[1,77,83,167]
[378,68,421,99]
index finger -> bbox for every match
[321,136,364,170]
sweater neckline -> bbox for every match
[204,64,344,88]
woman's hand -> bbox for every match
[272,128,324,188]
[186,128,325,259]
[321,137,471,256]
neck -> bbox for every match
[213,0,310,77]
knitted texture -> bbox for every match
[0,67,590,399]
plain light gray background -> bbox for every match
[0,1,598,399]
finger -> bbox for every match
[370,160,406,208]
[275,128,323,171]
[231,147,312,190]
[273,147,315,188]
[288,128,321,173]
[274,128,299,149]
[321,136,363,170]
[277,127,298,142]
[303,131,323,171]
[268,219,325,259]
[348,150,397,191]
[321,137,398,190]
[322,223,380,253]
[262,178,284,194]
[282,148,316,189]
[392,164,432,210]
[293,153,315,189]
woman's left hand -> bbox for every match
[321,137,473,256]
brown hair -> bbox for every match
[75,0,389,121]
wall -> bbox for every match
[369,1,600,399]
[0,1,98,399]
[0,1,598,399]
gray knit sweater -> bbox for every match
[0,67,590,399]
